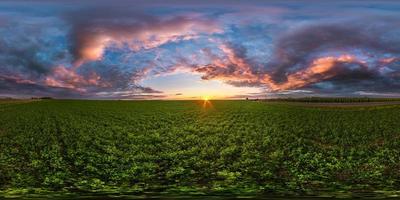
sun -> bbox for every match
[201,96,213,108]
[202,96,210,101]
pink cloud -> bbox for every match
[44,66,109,92]
[170,43,371,92]
[0,74,36,85]
[73,16,221,65]
[262,55,362,91]
[192,43,263,85]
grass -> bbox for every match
[0,100,400,198]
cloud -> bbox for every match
[268,17,400,81]
[93,88,164,99]
[0,19,65,77]
[263,55,364,91]
[0,74,85,98]
[65,7,221,65]
[259,17,400,93]
[1,1,400,99]
[44,66,109,92]
[165,17,400,96]
[194,43,259,83]
[0,7,171,99]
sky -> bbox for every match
[1,0,400,99]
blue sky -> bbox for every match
[1,0,400,99]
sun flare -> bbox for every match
[202,96,210,101]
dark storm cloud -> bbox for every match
[250,16,400,95]
[268,17,400,82]
[311,63,400,93]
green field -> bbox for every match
[1,100,400,198]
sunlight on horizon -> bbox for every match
[141,72,262,100]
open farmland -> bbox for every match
[1,100,400,198]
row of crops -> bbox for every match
[0,100,400,196]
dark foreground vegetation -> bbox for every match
[1,100,400,198]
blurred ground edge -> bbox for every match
[1,188,400,199]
